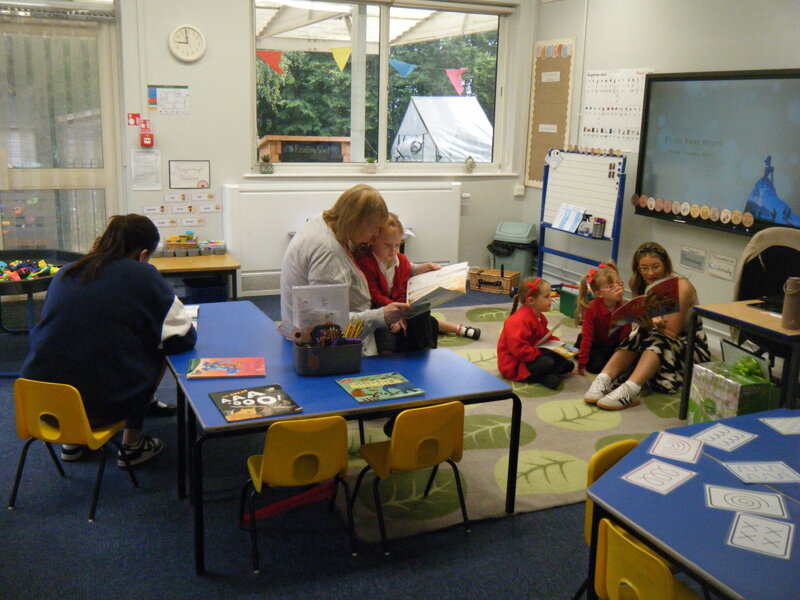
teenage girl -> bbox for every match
[574,262,631,375]
[497,276,573,389]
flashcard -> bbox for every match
[649,431,703,463]
[142,205,167,214]
[622,459,697,495]
[727,513,794,559]
[693,423,757,451]
[181,217,205,227]
[722,461,800,484]
[705,484,787,518]
[760,417,800,435]
[164,193,187,203]
[198,203,221,213]
[191,191,215,202]
[171,204,195,214]
[151,217,177,227]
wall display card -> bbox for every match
[181,217,205,227]
[151,217,177,227]
[147,84,189,115]
[168,160,210,189]
[142,205,168,214]
[131,149,162,191]
[170,204,196,214]
[692,423,757,452]
[722,461,800,484]
[191,191,215,202]
[679,245,706,271]
[648,431,703,464]
[164,193,187,203]
[727,513,794,559]
[705,484,788,518]
[707,253,737,281]
[198,203,221,213]
[622,458,697,495]
[760,417,800,435]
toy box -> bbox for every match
[687,361,780,424]
[469,267,519,294]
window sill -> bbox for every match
[242,168,517,179]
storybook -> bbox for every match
[208,384,301,422]
[610,275,680,326]
[537,340,579,359]
[336,371,424,403]
[186,357,266,379]
[406,262,468,318]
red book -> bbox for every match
[186,357,266,379]
[610,276,680,326]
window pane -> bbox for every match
[388,8,498,163]
[1,190,106,252]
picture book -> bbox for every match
[406,262,468,318]
[535,317,565,347]
[186,357,266,379]
[336,371,424,404]
[537,339,578,359]
[209,384,302,422]
[610,276,680,326]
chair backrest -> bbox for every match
[598,518,677,600]
[260,415,349,487]
[584,439,640,547]
[14,378,95,446]
[388,401,464,472]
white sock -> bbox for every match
[457,325,466,336]
[624,381,642,396]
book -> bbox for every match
[536,317,566,347]
[186,357,266,379]
[610,276,680,326]
[336,371,425,403]
[537,339,578,358]
[184,304,199,329]
[209,384,302,422]
[406,261,468,318]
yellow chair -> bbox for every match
[597,518,699,600]
[351,401,468,555]
[8,378,138,522]
[572,439,640,600]
[238,415,356,573]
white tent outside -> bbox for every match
[390,96,493,163]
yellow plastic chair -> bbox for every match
[238,415,356,573]
[351,401,468,555]
[597,518,699,600]
[572,439,640,600]
[8,378,138,522]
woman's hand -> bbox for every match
[383,302,411,325]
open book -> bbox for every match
[535,318,577,358]
[406,261,468,318]
[610,276,680,326]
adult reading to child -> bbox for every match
[280,184,410,356]
[583,242,710,410]
[21,214,197,466]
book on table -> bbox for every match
[186,357,266,379]
[209,384,302,422]
[406,261,469,318]
[610,275,680,327]
[336,372,424,403]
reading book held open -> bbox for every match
[336,371,424,403]
[534,318,577,358]
[610,275,680,326]
[186,357,266,379]
[406,261,468,318]
[209,384,301,422]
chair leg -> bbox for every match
[247,486,260,574]
[358,418,365,444]
[337,475,358,557]
[88,449,107,522]
[43,442,66,476]
[8,439,36,509]
[423,464,440,497]
[350,465,371,510]
[238,479,252,525]
[110,440,138,487]
[570,577,588,600]
[447,459,470,532]
[372,476,389,556]
[328,481,339,513]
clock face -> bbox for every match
[169,25,206,63]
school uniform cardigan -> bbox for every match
[497,305,558,381]
[577,298,632,371]
[355,252,412,306]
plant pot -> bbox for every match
[363,163,377,174]
[260,162,274,174]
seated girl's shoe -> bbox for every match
[459,325,481,340]
[597,382,641,410]
[60,444,86,461]
[583,373,613,404]
[117,435,164,467]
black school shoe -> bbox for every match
[117,436,164,468]
[462,326,481,340]
[147,398,176,417]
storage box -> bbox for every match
[469,267,519,294]
[687,361,780,424]
[558,284,579,318]
[293,341,362,376]
[182,276,227,303]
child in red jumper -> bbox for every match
[356,213,479,353]
[574,262,631,375]
[497,276,573,389]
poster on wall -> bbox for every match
[169,160,210,189]
[147,84,190,115]
[524,38,575,187]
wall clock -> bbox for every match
[168,25,206,63]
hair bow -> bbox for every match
[526,277,542,295]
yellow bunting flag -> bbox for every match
[331,46,352,72]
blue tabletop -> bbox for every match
[589,409,800,600]
[168,301,513,432]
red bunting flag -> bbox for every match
[445,68,467,95]
[256,50,284,75]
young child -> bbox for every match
[356,212,480,354]
[574,262,632,375]
[497,276,574,389]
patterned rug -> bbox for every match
[346,301,686,542]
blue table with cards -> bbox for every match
[585,409,800,600]
[166,301,521,575]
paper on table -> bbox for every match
[722,461,800,484]
[648,431,703,464]
[727,513,794,559]
[621,458,696,495]
[692,423,757,452]
[704,484,788,518]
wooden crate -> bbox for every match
[469,268,519,294]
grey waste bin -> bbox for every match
[487,221,537,276]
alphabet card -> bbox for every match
[722,461,800,484]
[760,417,800,435]
[649,431,703,463]
[727,513,794,559]
[692,423,757,452]
[704,484,788,518]
[622,459,697,494]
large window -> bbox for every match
[254,1,506,167]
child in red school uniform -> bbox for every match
[356,212,480,353]
[497,276,574,389]
[574,262,632,375]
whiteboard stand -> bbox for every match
[536,149,626,278]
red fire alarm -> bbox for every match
[140,132,154,147]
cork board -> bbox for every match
[524,39,575,187]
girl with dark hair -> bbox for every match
[22,214,196,466]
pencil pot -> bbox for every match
[293,341,362,376]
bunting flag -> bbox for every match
[445,67,468,95]
[331,46,352,72]
[256,50,284,75]
[389,59,417,77]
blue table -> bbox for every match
[166,301,520,575]
[586,409,800,600]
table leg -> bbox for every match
[177,385,186,499]
[505,393,521,514]
[188,407,197,503]
[679,309,699,420]
[585,501,605,600]
[192,433,206,575]
[230,270,238,300]
[782,343,800,410]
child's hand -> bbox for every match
[418,262,441,274]
[576,366,586,376]
[390,319,407,334]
